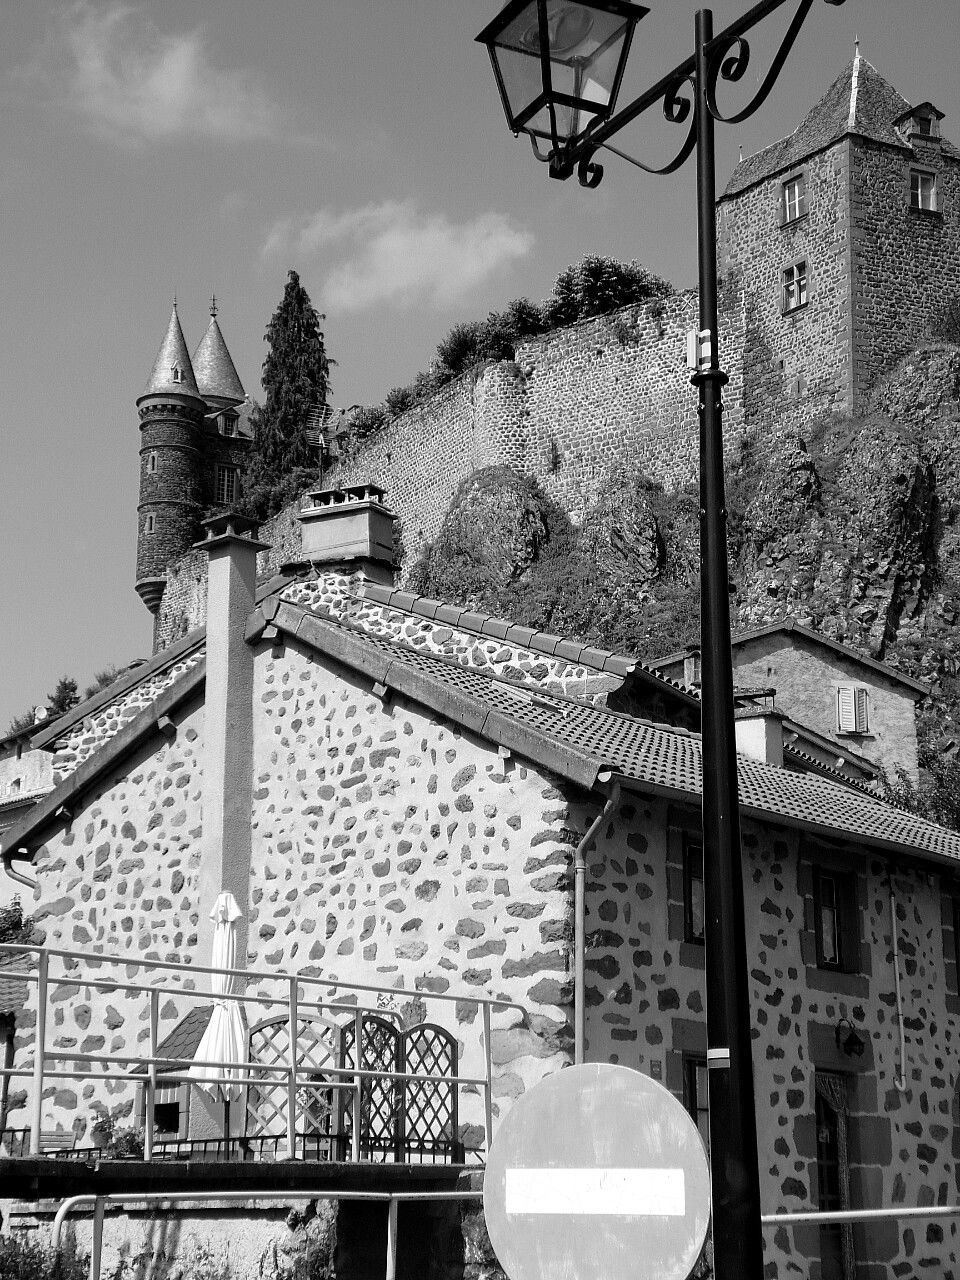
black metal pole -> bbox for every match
[693,10,764,1279]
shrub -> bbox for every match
[0,1231,88,1280]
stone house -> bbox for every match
[653,618,928,784]
[3,494,960,1279]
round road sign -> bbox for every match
[483,1063,711,1280]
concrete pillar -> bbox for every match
[194,513,270,968]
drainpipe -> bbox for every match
[1,853,38,893]
[888,877,908,1093]
[574,781,620,1065]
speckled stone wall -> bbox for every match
[246,634,576,1145]
[48,651,205,785]
[581,795,960,1278]
[10,699,206,1138]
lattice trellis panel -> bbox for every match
[402,1024,458,1159]
[244,1013,339,1145]
[339,1014,403,1160]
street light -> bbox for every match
[477,3,846,1279]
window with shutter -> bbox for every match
[837,687,868,734]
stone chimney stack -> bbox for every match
[734,708,785,767]
[297,483,396,584]
[194,513,270,967]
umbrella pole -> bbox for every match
[224,1097,231,1161]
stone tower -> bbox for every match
[718,54,960,427]
[136,303,207,615]
[136,301,250,617]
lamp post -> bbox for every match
[476,3,846,1278]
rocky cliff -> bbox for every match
[408,343,960,754]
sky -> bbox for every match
[1,0,958,732]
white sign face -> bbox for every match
[483,1063,711,1280]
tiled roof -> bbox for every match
[722,57,952,197]
[140,303,202,402]
[269,601,960,866]
[192,312,245,405]
[131,1005,213,1076]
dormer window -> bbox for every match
[219,412,238,437]
[170,365,185,384]
[895,103,944,143]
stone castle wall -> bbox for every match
[719,140,855,426]
[851,138,960,404]
[152,292,748,652]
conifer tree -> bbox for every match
[242,270,334,519]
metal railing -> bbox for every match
[0,942,519,1163]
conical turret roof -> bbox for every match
[139,303,202,401]
[722,56,941,197]
[193,301,245,405]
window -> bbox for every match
[683,837,705,945]
[836,686,868,734]
[216,465,238,506]
[170,364,185,384]
[782,174,807,223]
[782,261,807,312]
[815,1072,854,1280]
[910,169,937,212]
[219,413,238,437]
[144,514,156,535]
[813,868,857,971]
[918,114,934,137]
[153,1100,179,1135]
[683,1055,710,1154]
[683,652,702,688]
[147,451,157,474]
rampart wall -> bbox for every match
[153,292,751,653]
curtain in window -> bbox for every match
[815,1073,855,1280]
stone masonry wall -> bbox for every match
[152,292,749,653]
[581,796,960,1278]
[719,140,854,429]
[11,698,206,1138]
[851,139,960,406]
[246,634,576,1146]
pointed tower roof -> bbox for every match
[192,299,246,406]
[139,303,202,401]
[722,57,918,197]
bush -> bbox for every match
[0,1231,88,1280]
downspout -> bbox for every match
[2,852,38,893]
[888,876,908,1093]
[574,781,621,1065]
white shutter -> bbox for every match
[854,687,869,734]
[837,687,856,733]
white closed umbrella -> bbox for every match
[190,892,246,1104]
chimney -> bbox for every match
[298,483,396,585]
[194,513,270,967]
[734,708,785,767]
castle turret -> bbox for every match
[136,303,207,614]
[192,299,251,514]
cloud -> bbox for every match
[20,2,291,144]
[262,201,534,312]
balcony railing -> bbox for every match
[0,942,524,1165]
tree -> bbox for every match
[882,750,960,833]
[542,255,673,329]
[242,270,334,520]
